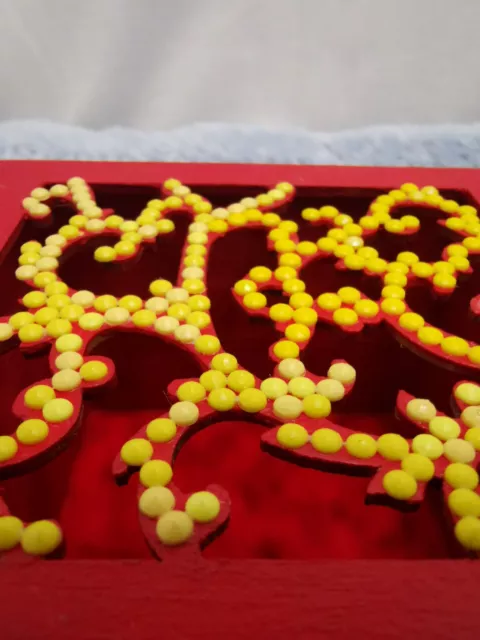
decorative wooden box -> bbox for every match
[0,161,479,639]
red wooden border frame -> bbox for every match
[1,161,479,639]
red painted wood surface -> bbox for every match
[1,161,479,638]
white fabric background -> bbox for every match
[1,0,479,131]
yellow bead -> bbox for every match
[365,258,388,274]
[455,517,480,551]
[354,299,379,319]
[273,340,300,360]
[177,381,206,404]
[78,312,104,331]
[149,279,172,296]
[18,323,45,343]
[56,333,83,352]
[24,384,56,409]
[33,271,57,288]
[42,398,74,423]
[297,241,317,256]
[443,439,476,464]
[464,426,480,449]
[16,419,49,445]
[156,219,175,234]
[51,369,82,392]
[381,298,406,316]
[182,278,205,295]
[105,215,124,229]
[114,240,136,257]
[310,428,343,453]
[249,266,272,283]
[93,294,118,313]
[382,285,405,300]
[273,395,303,420]
[156,510,194,546]
[0,323,13,342]
[288,376,316,399]
[433,273,456,290]
[55,351,84,371]
[60,304,85,322]
[396,251,418,266]
[0,436,18,462]
[315,379,344,402]
[208,387,237,411]
[146,418,177,443]
[448,489,480,518]
[260,377,288,399]
[377,433,409,460]
[429,416,461,441]
[94,246,116,262]
[303,394,331,418]
[59,224,80,240]
[406,398,436,422]
[193,335,220,356]
[227,370,255,393]
[211,353,238,374]
[169,401,199,426]
[317,237,337,254]
[243,292,267,310]
[448,256,470,272]
[327,362,356,384]
[282,278,305,295]
[333,245,354,259]
[0,516,23,551]
[70,290,95,307]
[131,309,156,328]
[187,295,210,312]
[119,295,143,312]
[32,308,57,327]
[285,323,311,343]
[401,454,435,481]
[400,183,418,194]
[140,460,173,487]
[333,308,358,327]
[289,292,313,310]
[45,318,72,338]
[399,312,424,332]
[22,291,47,309]
[384,272,408,287]
[337,287,360,305]
[317,293,342,311]
[463,236,480,251]
[345,433,377,459]
[276,423,309,449]
[318,205,338,219]
[359,216,379,231]
[185,491,220,523]
[385,219,405,234]
[455,383,480,405]
[139,486,175,518]
[468,346,480,365]
[237,388,267,413]
[292,307,318,327]
[9,311,34,330]
[401,215,420,229]
[199,370,227,392]
[121,438,153,466]
[19,252,40,266]
[277,358,305,379]
[411,434,443,459]
[167,303,190,321]
[80,360,108,382]
[383,470,417,500]
[444,463,479,490]
[387,262,409,275]
[433,260,455,274]
[274,266,296,282]
[269,303,294,323]
[21,240,42,254]
[21,521,62,556]
[417,326,444,346]
[234,279,257,296]
[344,255,365,270]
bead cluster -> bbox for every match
[0,177,479,558]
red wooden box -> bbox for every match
[0,161,479,639]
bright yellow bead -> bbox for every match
[33,271,57,288]
[441,336,469,357]
[448,489,480,518]
[318,205,338,219]
[19,252,40,266]
[333,308,358,326]
[140,460,173,487]
[18,323,45,343]
[359,216,379,231]
[94,246,117,262]
[42,398,74,423]
[303,394,331,418]
[149,279,172,296]
[21,240,42,254]
[269,304,293,323]
[279,253,302,268]
[169,401,199,426]
[445,463,479,490]
[55,333,82,353]
[199,371,226,392]
[0,323,13,342]
[285,323,311,343]
[381,298,406,316]
[411,262,433,279]
[131,309,156,328]
[433,273,456,290]
[21,521,62,556]
[249,266,272,283]
[467,346,480,365]
[273,340,300,360]
[184,311,209,330]
[59,304,85,322]
[182,278,205,295]
[105,215,124,229]
[289,292,313,310]
[345,433,377,459]
[314,379,343,402]
[381,285,405,300]
[274,266,296,282]
[443,439,476,464]
[9,311,34,330]
[429,416,460,441]
[226,370,255,393]
[465,426,480,449]
[121,231,142,245]
[327,362,356,384]
[119,295,143,312]
[384,272,408,287]
[297,241,317,256]
[411,433,443,459]
[310,428,342,453]
[396,251,418,266]
[32,308,56,328]
[207,387,237,411]
[406,398,436,422]
[185,491,220,523]
[24,385,55,410]
[0,516,23,551]
[146,418,177,443]
[16,419,49,445]
[139,486,175,518]
[292,307,318,327]
[93,295,118,313]
[463,236,480,251]
[192,335,219,356]
[80,360,108,382]
[338,287,361,305]
[448,256,470,272]
[156,510,193,546]
[276,423,309,449]
[317,293,342,311]
[282,278,305,295]
[377,433,409,460]
[398,312,424,332]
[260,377,288,399]
[114,240,136,257]
[22,291,47,309]
[59,224,80,240]
[454,517,480,551]
[273,395,303,419]
[50,365,81,390]
[354,299,379,319]
[455,382,480,405]
[243,292,267,310]
[401,215,420,229]
[316,237,337,254]
[70,290,95,307]
[177,381,206,403]
[365,258,388,274]
[55,351,84,371]
[121,438,153,466]
[401,454,435,481]
[383,470,417,500]
[238,388,267,412]
[417,326,443,346]
[0,436,18,462]
[433,260,455,274]
[234,279,257,296]
[78,313,104,332]
[166,303,189,322]
[186,295,209,312]
[156,219,175,234]
[333,245,353,259]
[344,255,365,271]
[385,219,405,234]
[288,376,316,399]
